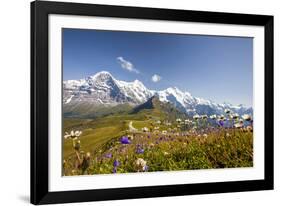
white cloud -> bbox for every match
[116,57,139,74]
[151,74,162,83]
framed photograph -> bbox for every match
[31,0,274,204]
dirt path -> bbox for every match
[129,121,138,132]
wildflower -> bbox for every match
[166,122,172,126]
[218,120,224,127]
[135,158,147,172]
[164,151,169,156]
[246,125,253,132]
[113,160,120,167]
[64,133,71,139]
[232,113,239,119]
[64,130,82,139]
[201,115,208,120]
[156,120,161,124]
[144,165,149,171]
[112,167,117,173]
[226,133,230,137]
[162,130,167,135]
[142,127,149,132]
[104,153,112,158]
[228,114,233,120]
[210,114,217,120]
[242,114,252,121]
[224,109,231,114]
[136,147,145,154]
[193,114,200,120]
[120,136,131,144]
[218,115,225,121]
[203,134,208,138]
[234,122,243,128]
[70,130,75,137]
[75,130,82,136]
[176,118,182,123]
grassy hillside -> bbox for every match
[64,102,133,118]
[132,96,187,121]
[62,97,253,176]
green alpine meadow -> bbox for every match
[63,96,253,176]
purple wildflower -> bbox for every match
[219,120,224,127]
[144,165,149,172]
[136,147,145,154]
[120,136,131,144]
[147,135,150,139]
[112,167,117,173]
[113,160,120,167]
[104,153,112,158]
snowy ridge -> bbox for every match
[63,71,252,115]
[63,71,153,105]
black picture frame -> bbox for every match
[31,0,274,204]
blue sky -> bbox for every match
[63,28,253,106]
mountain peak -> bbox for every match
[133,79,142,84]
[132,79,146,88]
[89,71,113,80]
[166,86,180,92]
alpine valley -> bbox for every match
[63,71,254,176]
[63,71,252,118]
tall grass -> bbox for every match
[63,128,253,175]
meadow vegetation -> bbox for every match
[63,98,253,176]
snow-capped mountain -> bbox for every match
[63,71,252,116]
[157,87,252,115]
[63,71,154,105]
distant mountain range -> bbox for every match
[63,71,252,117]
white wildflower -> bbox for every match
[136,158,147,171]
[210,114,217,120]
[193,114,200,120]
[224,109,231,114]
[242,114,252,121]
